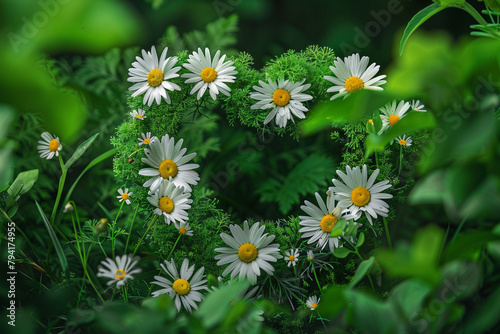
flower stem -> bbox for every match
[166,233,182,261]
[383,217,392,250]
[397,144,403,178]
[132,215,157,257]
[112,201,125,259]
[312,266,323,295]
[125,203,140,253]
[50,154,67,225]
[457,2,488,25]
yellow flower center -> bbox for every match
[200,67,218,83]
[159,196,174,213]
[147,68,164,87]
[320,214,338,233]
[311,302,318,309]
[144,138,151,144]
[351,186,371,207]
[122,193,129,200]
[388,115,400,126]
[399,139,407,146]
[238,243,258,263]
[158,159,178,179]
[368,119,373,124]
[172,278,190,296]
[179,227,187,235]
[289,255,296,262]
[344,76,364,93]
[48,139,59,152]
[136,114,143,119]
[114,269,126,280]
[272,89,291,107]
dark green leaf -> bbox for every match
[35,201,68,273]
[399,4,447,55]
[64,133,99,169]
[389,279,432,319]
[7,169,39,200]
[333,247,353,258]
[349,256,375,288]
[356,232,365,248]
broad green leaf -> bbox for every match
[399,4,447,55]
[35,201,68,273]
[463,285,500,334]
[198,279,249,328]
[389,279,432,319]
[330,218,347,237]
[409,170,445,205]
[356,232,365,248]
[0,105,15,140]
[376,225,443,286]
[317,285,346,318]
[7,169,39,200]
[333,247,353,258]
[439,261,480,300]
[444,229,500,262]
[64,133,99,169]
[349,256,375,288]
[365,112,437,157]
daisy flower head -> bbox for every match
[324,53,386,100]
[147,178,192,225]
[150,258,208,313]
[130,109,146,120]
[306,295,320,311]
[328,165,393,225]
[285,249,299,267]
[37,132,62,160]
[128,46,181,106]
[182,47,237,100]
[174,221,193,236]
[215,221,281,284]
[97,254,142,288]
[117,187,133,205]
[250,78,313,128]
[138,134,200,193]
[299,192,357,252]
[138,132,157,146]
[378,100,410,134]
[395,134,412,147]
[410,99,426,112]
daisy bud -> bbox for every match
[95,218,109,234]
[64,202,74,213]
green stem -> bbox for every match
[312,266,323,295]
[112,201,125,259]
[457,2,488,26]
[375,151,380,170]
[132,215,157,257]
[383,217,392,250]
[397,144,403,178]
[125,203,140,253]
[50,154,67,225]
[166,234,182,260]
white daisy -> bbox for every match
[117,187,133,205]
[378,100,410,134]
[250,78,313,128]
[395,135,412,147]
[299,193,357,252]
[128,46,181,106]
[150,258,208,313]
[284,249,299,267]
[138,134,200,193]
[37,132,62,160]
[147,179,192,225]
[97,254,142,288]
[410,99,426,112]
[306,295,320,311]
[215,221,281,284]
[324,53,386,100]
[328,165,393,225]
[182,47,237,100]
[138,132,156,146]
[175,221,193,236]
[130,109,147,120]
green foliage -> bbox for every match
[257,153,335,214]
